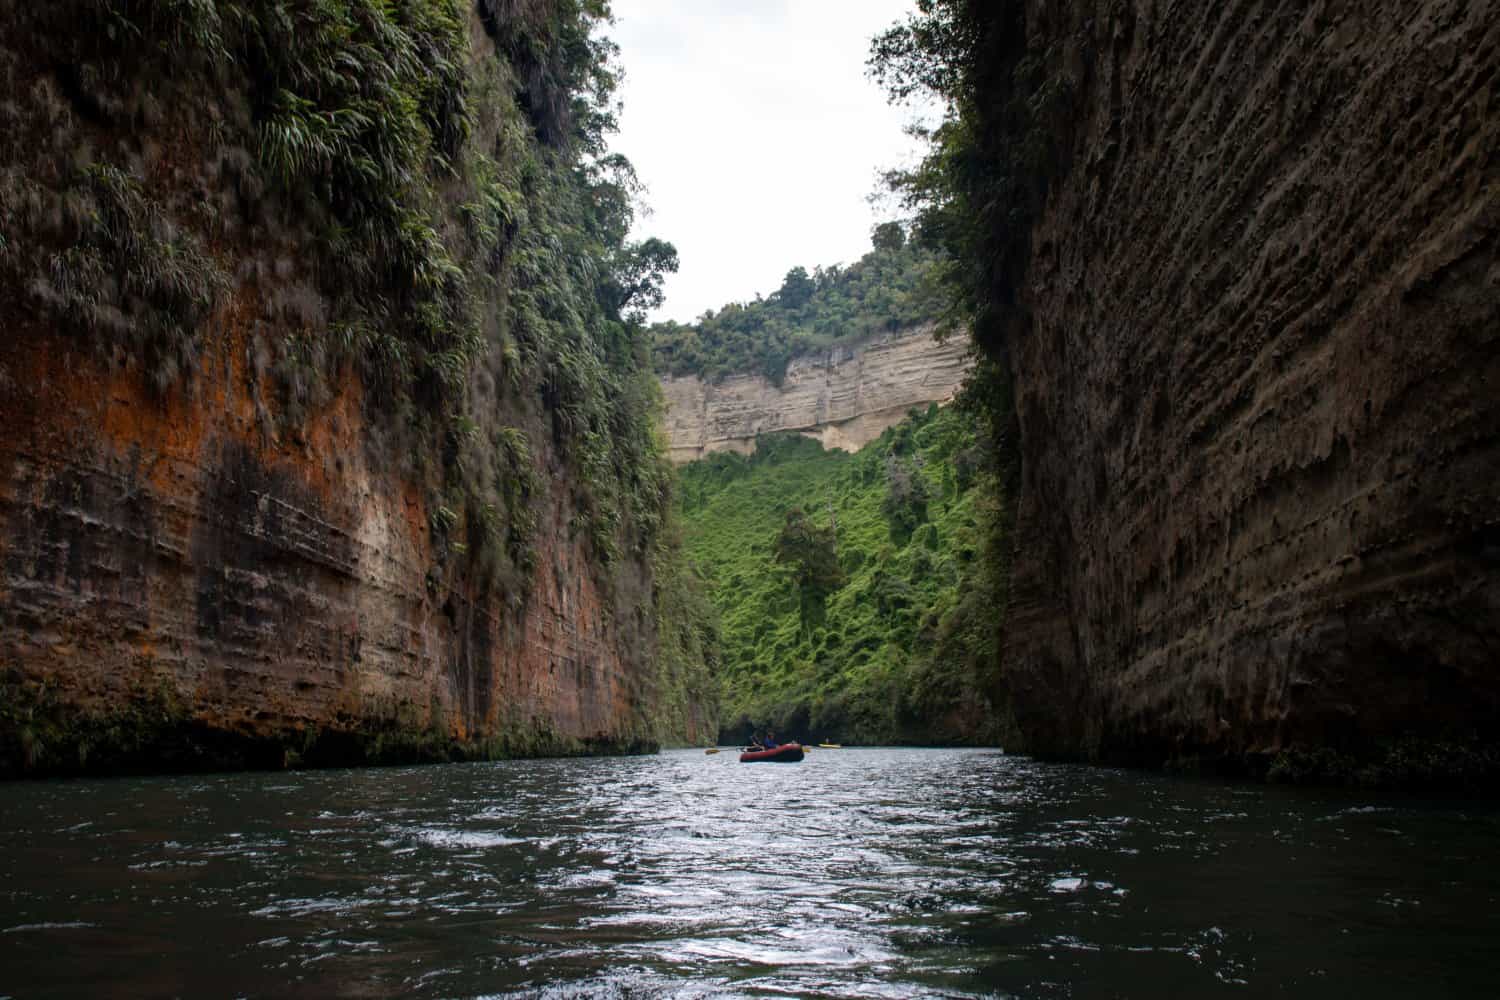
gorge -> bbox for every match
[1,0,1497,790]
[4,3,1499,995]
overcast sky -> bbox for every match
[609,0,924,324]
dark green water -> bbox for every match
[2,749,1497,998]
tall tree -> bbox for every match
[871,221,907,253]
[774,507,846,630]
[777,266,816,309]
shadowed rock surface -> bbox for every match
[1003,0,1500,773]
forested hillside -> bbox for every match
[677,403,1010,746]
[651,231,946,384]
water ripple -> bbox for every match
[2,749,1498,997]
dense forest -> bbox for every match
[664,0,1033,743]
[650,231,947,384]
[655,0,1023,747]
[678,404,1010,746]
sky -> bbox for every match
[608,0,925,324]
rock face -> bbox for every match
[0,331,674,772]
[0,5,717,776]
[1003,1,1500,768]
[660,326,972,463]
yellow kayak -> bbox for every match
[818,743,842,749]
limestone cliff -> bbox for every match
[1000,0,1500,772]
[661,326,972,464]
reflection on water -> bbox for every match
[2,749,1498,998]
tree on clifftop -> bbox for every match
[604,236,679,323]
[776,266,816,309]
[872,221,907,252]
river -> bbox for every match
[2,748,1496,998]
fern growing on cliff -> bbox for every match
[0,0,722,767]
[21,163,227,394]
[3,0,686,588]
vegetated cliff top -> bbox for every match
[650,230,948,386]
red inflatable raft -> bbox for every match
[739,743,805,763]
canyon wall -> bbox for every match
[660,326,972,464]
[0,4,717,776]
[1002,0,1500,771]
[0,332,669,771]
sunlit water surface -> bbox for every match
[3,749,1498,998]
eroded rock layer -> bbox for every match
[660,326,972,463]
[0,4,717,775]
[1004,0,1500,768]
[0,332,668,771]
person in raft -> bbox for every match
[760,731,779,750]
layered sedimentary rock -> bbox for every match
[0,331,672,772]
[0,4,717,775]
[660,326,972,463]
[1003,1,1500,768]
